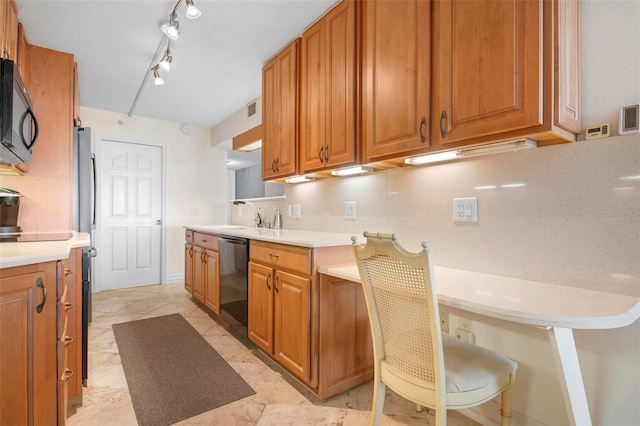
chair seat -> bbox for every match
[443,333,517,393]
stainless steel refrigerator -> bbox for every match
[72,126,97,387]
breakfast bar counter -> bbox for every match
[319,263,640,426]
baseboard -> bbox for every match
[459,398,544,426]
[165,274,184,284]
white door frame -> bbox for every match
[94,134,167,292]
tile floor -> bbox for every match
[68,283,481,426]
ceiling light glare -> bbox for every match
[160,13,180,40]
[185,0,201,19]
[152,66,165,86]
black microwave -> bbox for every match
[0,58,38,165]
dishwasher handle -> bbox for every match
[218,236,249,246]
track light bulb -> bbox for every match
[185,0,201,19]
[152,66,165,86]
[159,49,172,72]
[160,12,180,40]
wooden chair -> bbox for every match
[351,232,517,426]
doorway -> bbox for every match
[95,138,163,291]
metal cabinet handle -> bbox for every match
[274,275,279,293]
[189,247,193,257]
[64,268,73,277]
[324,145,329,163]
[266,272,271,290]
[64,302,74,312]
[419,116,427,143]
[318,147,324,162]
[440,111,448,138]
[271,160,276,172]
[62,336,74,346]
[36,278,47,314]
[63,369,74,381]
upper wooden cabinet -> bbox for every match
[262,39,299,180]
[360,0,431,163]
[300,0,357,173]
[17,23,29,90]
[1,0,19,61]
[430,0,581,149]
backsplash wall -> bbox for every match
[280,134,639,297]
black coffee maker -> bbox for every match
[0,188,22,233]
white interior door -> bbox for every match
[97,139,162,290]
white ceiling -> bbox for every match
[16,0,337,130]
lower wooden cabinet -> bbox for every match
[248,260,311,382]
[0,261,58,425]
[57,248,83,423]
[318,275,374,399]
[248,240,371,399]
[185,231,221,316]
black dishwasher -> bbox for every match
[218,235,250,330]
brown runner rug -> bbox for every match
[113,313,255,426]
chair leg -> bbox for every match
[500,385,513,426]
[370,379,386,426]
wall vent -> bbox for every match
[247,101,257,118]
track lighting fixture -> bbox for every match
[152,65,165,86]
[159,47,173,72]
[185,0,202,19]
[160,12,180,40]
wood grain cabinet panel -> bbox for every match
[187,232,221,315]
[300,0,357,173]
[262,40,299,180]
[1,0,19,60]
[0,262,58,426]
[431,0,580,149]
[360,0,431,162]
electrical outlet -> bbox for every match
[455,328,475,344]
[458,317,472,331]
[344,201,357,219]
[292,204,301,219]
[453,197,478,222]
[440,313,449,334]
[286,204,292,218]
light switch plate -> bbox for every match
[344,201,357,219]
[453,198,478,222]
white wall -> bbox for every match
[226,1,640,424]
[79,107,228,282]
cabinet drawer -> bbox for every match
[251,241,312,276]
[194,232,219,251]
[185,229,194,244]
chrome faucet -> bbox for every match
[232,200,262,227]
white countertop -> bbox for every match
[185,225,357,248]
[319,263,640,330]
[0,232,91,269]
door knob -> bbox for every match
[156,219,162,225]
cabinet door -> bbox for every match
[192,246,205,303]
[1,263,57,426]
[318,275,373,399]
[361,0,430,162]
[300,0,356,173]
[184,244,194,294]
[17,23,29,91]
[431,0,542,146]
[273,270,311,383]
[247,262,273,354]
[262,40,298,180]
[2,0,18,60]
[203,249,221,315]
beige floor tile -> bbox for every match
[72,283,480,426]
